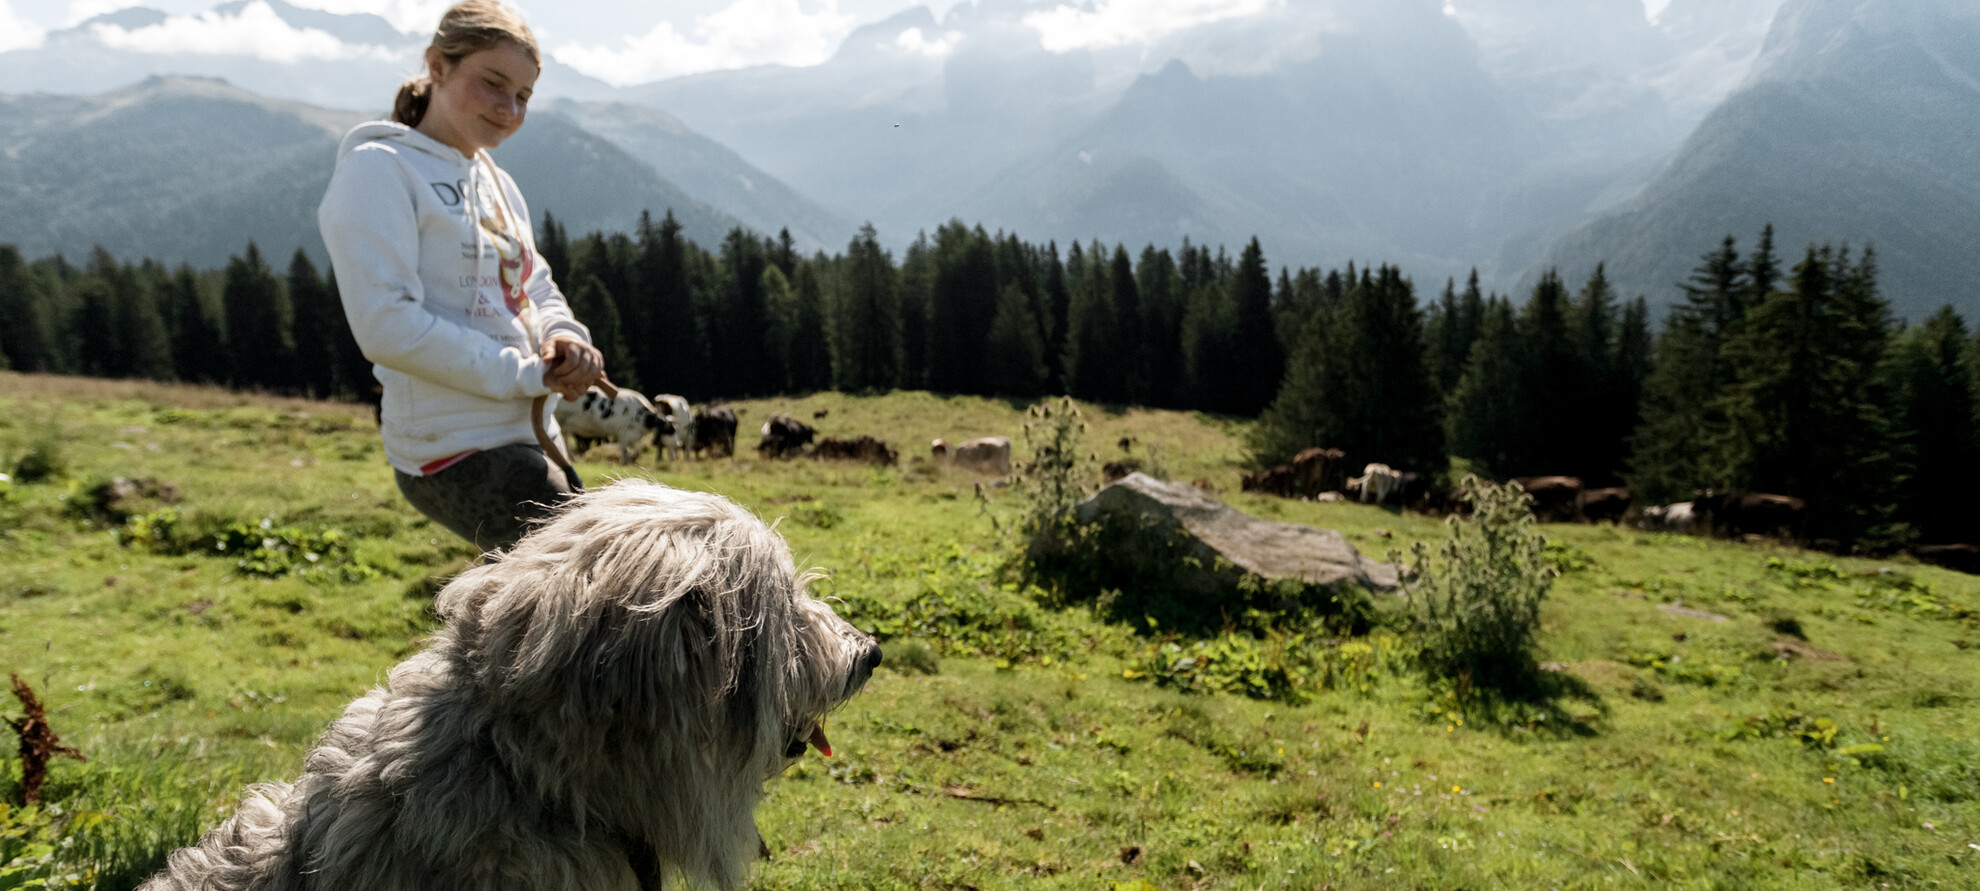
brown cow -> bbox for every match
[1512,476,1583,522]
[1578,487,1631,524]
[1913,543,1980,575]
[932,436,1012,476]
[1241,464,1296,497]
[1291,447,1347,496]
[813,435,898,465]
[1692,491,1806,540]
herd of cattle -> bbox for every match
[550,386,1014,476]
[552,391,1977,575]
[1239,448,1978,573]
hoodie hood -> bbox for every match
[336,120,474,166]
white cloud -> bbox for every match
[893,26,961,58]
[551,0,855,85]
[0,0,44,52]
[89,1,404,62]
[1024,0,1282,52]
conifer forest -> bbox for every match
[2,216,1974,549]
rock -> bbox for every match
[1067,473,1399,594]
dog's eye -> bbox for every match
[784,738,807,758]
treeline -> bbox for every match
[2,219,1975,546]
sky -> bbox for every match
[0,0,1674,85]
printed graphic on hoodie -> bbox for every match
[474,169,533,318]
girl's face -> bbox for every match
[418,40,538,155]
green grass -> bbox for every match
[2,371,1978,889]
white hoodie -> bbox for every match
[318,121,589,476]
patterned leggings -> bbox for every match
[394,442,583,553]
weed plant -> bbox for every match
[1401,476,1557,706]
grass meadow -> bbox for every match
[1,370,1977,889]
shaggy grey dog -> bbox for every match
[140,481,881,891]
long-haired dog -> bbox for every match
[141,481,881,891]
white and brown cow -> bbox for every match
[931,436,1012,477]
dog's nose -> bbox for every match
[862,644,883,672]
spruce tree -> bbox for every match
[1136,246,1184,407]
[1179,276,1236,411]
[1227,238,1283,416]
[0,246,58,373]
[1887,307,1980,544]
[896,232,934,390]
[287,250,339,398]
[222,242,294,392]
[984,283,1048,397]
[1445,298,1523,478]
[1061,241,1119,403]
[830,224,897,391]
[1250,264,1440,473]
[927,221,998,394]
[1512,270,1575,476]
[788,260,832,393]
[1109,245,1145,404]
[1039,242,1071,390]
[634,211,703,397]
[567,272,638,391]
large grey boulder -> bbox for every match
[1069,473,1399,593]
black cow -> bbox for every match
[1913,543,1980,575]
[758,414,816,459]
[692,405,739,458]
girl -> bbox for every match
[318,0,602,552]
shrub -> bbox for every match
[1401,475,1556,700]
[1013,397,1095,548]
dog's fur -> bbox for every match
[140,481,880,891]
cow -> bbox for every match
[692,405,739,458]
[1291,447,1347,496]
[1639,501,1699,533]
[1353,463,1404,506]
[759,414,816,459]
[1578,487,1632,524]
[1692,491,1806,540]
[1513,476,1583,522]
[1913,543,1980,575]
[932,436,1013,477]
[649,393,694,461]
[1241,464,1296,497]
[813,435,898,465]
[553,388,672,465]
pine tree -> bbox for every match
[896,233,934,390]
[788,260,832,393]
[222,242,294,391]
[830,224,897,391]
[1887,307,1980,544]
[634,211,703,397]
[287,250,339,398]
[567,272,638,391]
[1227,238,1283,416]
[763,264,797,392]
[1136,246,1184,407]
[1109,245,1146,404]
[1179,276,1236,411]
[1445,298,1523,478]
[1250,265,1441,473]
[984,283,1048,397]
[1512,269,1575,476]
[1062,241,1119,403]
[1039,241,1071,391]
[0,246,58,373]
[1567,264,1622,483]
[928,221,998,394]
[1711,245,1894,540]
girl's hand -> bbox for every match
[541,336,604,401]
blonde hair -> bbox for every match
[392,0,540,128]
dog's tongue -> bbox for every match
[808,722,834,757]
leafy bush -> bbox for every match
[1013,397,1095,549]
[119,509,381,583]
[1401,476,1556,700]
[1125,631,1406,703]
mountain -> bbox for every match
[0,77,747,270]
[543,99,855,253]
[1532,0,1980,320]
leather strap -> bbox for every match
[533,376,618,486]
